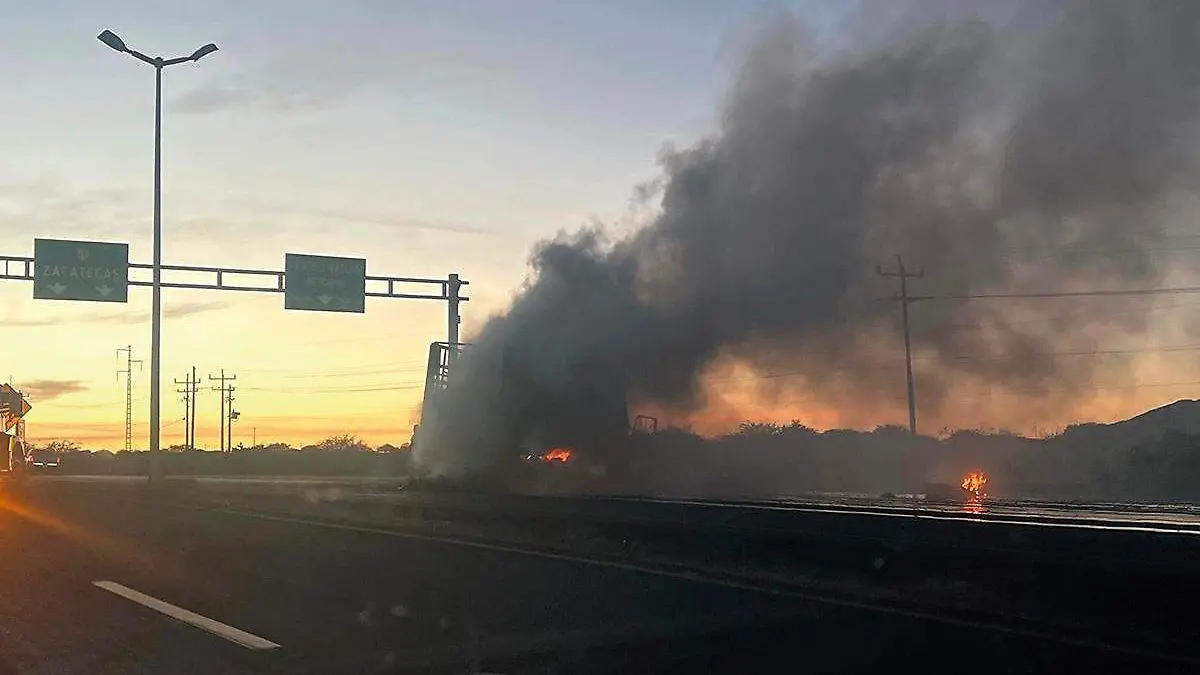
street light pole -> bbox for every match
[97,30,218,482]
[150,59,163,482]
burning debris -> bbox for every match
[961,471,989,498]
[415,2,1200,481]
[541,448,573,463]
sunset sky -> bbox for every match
[2,0,830,448]
[1,1,1194,449]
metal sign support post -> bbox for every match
[447,274,462,365]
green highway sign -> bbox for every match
[284,253,366,313]
[33,238,129,303]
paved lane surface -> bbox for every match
[0,484,1191,674]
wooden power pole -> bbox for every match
[174,367,201,449]
[878,255,924,435]
[208,369,236,452]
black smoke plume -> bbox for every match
[415,1,1200,478]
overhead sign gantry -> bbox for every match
[6,241,465,325]
[1,239,467,477]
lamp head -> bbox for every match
[190,43,219,61]
[97,30,128,53]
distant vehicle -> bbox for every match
[30,449,60,469]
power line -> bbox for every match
[906,283,1200,302]
[247,405,425,421]
[709,297,1200,351]
[711,372,1200,399]
[952,229,1200,254]
[907,229,1200,267]
[241,365,427,380]
[46,396,148,410]
[238,383,423,394]
[938,298,1200,331]
[705,343,1200,386]
[271,329,435,349]
[273,366,427,379]
[867,264,1200,426]
[938,344,1200,361]
[948,244,1200,264]
[914,378,1200,400]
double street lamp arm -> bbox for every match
[98,30,218,66]
[96,29,218,481]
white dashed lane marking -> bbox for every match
[93,580,281,650]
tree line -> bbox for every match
[26,401,1200,502]
[32,433,408,455]
[26,434,413,477]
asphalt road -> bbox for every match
[0,484,1193,675]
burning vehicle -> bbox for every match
[413,342,637,492]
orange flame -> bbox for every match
[542,448,572,463]
[961,470,989,497]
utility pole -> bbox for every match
[173,368,200,450]
[175,381,190,450]
[878,255,923,435]
[189,366,197,450]
[116,346,142,452]
[226,385,237,451]
[208,370,236,453]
